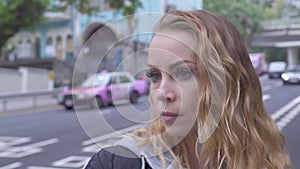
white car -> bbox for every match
[268,61,287,79]
[281,65,300,84]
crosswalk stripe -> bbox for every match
[0,162,22,169]
[28,166,69,169]
[276,104,300,130]
[263,94,271,101]
[271,95,300,121]
[82,124,144,146]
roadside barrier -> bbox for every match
[0,91,57,112]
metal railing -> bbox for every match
[0,91,58,112]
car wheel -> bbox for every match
[92,96,103,108]
[130,91,139,104]
[64,98,73,110]
[268,74,273,79]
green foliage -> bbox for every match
[203,0,264,47]
[105,0,143,16]
[56,0,143,16]
[263,0,285,19]
[264,48,287,63]
[57,0,143,36]
[55,0,100,15]
[0,0,49,51]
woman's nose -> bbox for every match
[157,76,176,102]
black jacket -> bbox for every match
[84,146,152,169]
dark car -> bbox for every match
[281,65,300,84]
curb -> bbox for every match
[0,105,64,118]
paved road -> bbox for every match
[260,75,300,168]
[0,96,151,169]
[0,75,299,168]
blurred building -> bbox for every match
[5,0,202,86]
[251,0,300,66]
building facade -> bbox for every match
[9,0,202,85]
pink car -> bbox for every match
[57,72,148,110]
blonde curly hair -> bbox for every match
[132,10,292,169]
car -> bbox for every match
[249,53,268,76]
[57,71,148,110]
[268,61,287,79]
[281,65,300,84]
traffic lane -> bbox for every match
[0,96,150,168]
[0,108,91,167]
[0,107,115,168]
[76,96,150,140]
[260,79,300,168]
[282,110,300,168]
[259,74,282,90]
[263,84,300,114]
[102,97,151,130]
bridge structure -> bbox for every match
[251,17,300,66]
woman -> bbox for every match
[84,10,292,169]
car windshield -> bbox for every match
[251,60,259,69]
[287,66,300,72]
[80,74,110,87]
[269,62,286,71]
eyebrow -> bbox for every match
[147,60,197,69]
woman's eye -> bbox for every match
[146,71,161,83]
[174,68,193,80]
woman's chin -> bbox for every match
[163,123,194,138]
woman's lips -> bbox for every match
[161,112,180,122]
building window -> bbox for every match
[66,35,72,52]
[56,36,63,60]
[47,37,53,45]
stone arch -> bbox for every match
[81,22,119,72]
[83,22,118,44]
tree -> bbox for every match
[106,0,143,37]
[56,0,142,17]
[0,0,49,56]
[57,0,142,35]
[54,0,101,15]
[105,0,142,16]
[203,0,264,47]
[263,0,285,19]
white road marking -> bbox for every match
[82,124,143,146]
[262,85,272,91]
[0,146,41,158]
[263,94,271,101]
[28,166,70,169]
[271,95,300,121]
[82,144,102,153]
[25,138,59,147]
[81,124,145,153]
[52,156,90,168]
[81,136,125,153]
[276,104,300,130]
[0,162,22,169]
[0,137,59,158]
[262,81,282,92]
[0,137,31,148]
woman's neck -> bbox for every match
[184,128,201,169]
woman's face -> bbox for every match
[147,32,200,137]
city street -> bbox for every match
[0,75,300,169]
